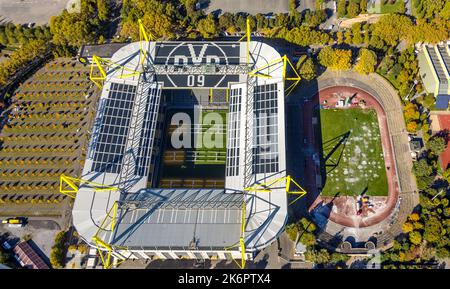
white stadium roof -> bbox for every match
[73,40,288,252]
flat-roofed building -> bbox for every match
[418,43,450,109]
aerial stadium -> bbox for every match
[61,21,305,268]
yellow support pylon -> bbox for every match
[248,55,301,95]
[244,175,307,206]
[224,197,247,269]
[89,55,141,89]
[138,19,155,66]
[58,174,119,199]
[92,201,128,269]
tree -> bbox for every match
[119,0,178,40]
[0,250,9,264]
[412,158,433,177]
[403,103,420,121]
[337,0,347,18]
[336,31,344,44]
[442,168,450,183]
[285,223,299,241]
[50,231,67,269]
[318,46,335,67]
[347,1,361,18]
[428,136,447,156]
[344,30,352,44]
[298,57,316,81]
[351,23,363,44]
[305,249,331,264]
[441,2,450,19]
[97,0,111,21]
[289,0,297,13]
[402,222,414,233]
[197,14,219,39]
[408,213,420,222]
[360,0,368,13]
[423,217,443,244]
[354,48,377,74]
[371,14,413,47]
[300,232,316,247]
[318,46,352,71]
[409,231,422,245]
[218,12,234,31]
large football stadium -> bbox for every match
[63,24,305,268]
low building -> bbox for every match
[418,43,450,109]
[13,241,49,269]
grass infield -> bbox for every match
[318,108,388,197]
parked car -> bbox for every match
[1,217,26,227]
[2,240,12,250]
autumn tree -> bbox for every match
[402,222,414,233]
[318,46,352,71]
[298,57,316,81]
[120,0,179,40]
[337,0,347,18]
[354,48,377,74]
[347,1,360,18]
[403,103,420,121]
[197,14,219,39]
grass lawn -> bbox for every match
[318,108,388,197]
[367,1,404,14]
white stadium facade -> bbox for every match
[72,39,294,267]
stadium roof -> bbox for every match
[73,40,288,253]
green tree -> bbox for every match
[423,217,443,244]
[347,1,361,18]
[285,223,299,241]
[428,136,447,156]
[298,57,316,81]
[409,231,422,245]
[440,2,450,19]
[412,158,433,177]
[97,0,111,21]
[300,232,317,247]
[351,23,363,44]
[402,222,414,233]
[360,0,368,13]
[337,0,347,18]
[197,14,219,39]
[354,48,377,74]
[318,46,352,70]
[218,12,234,31]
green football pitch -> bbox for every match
[318,108,388,197]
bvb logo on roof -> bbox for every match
[163,42,231,88]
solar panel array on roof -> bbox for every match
[226,87,242,177]
[135,84,162,176]
[253,83,279,174]
[13,241,49,269]
[92,83,136,173]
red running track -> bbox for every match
[304,86,399,228]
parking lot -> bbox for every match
[0,0,70,24]
[0,218,61,261]
[205,0,289,14]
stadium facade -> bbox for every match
[72,40,292,265]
